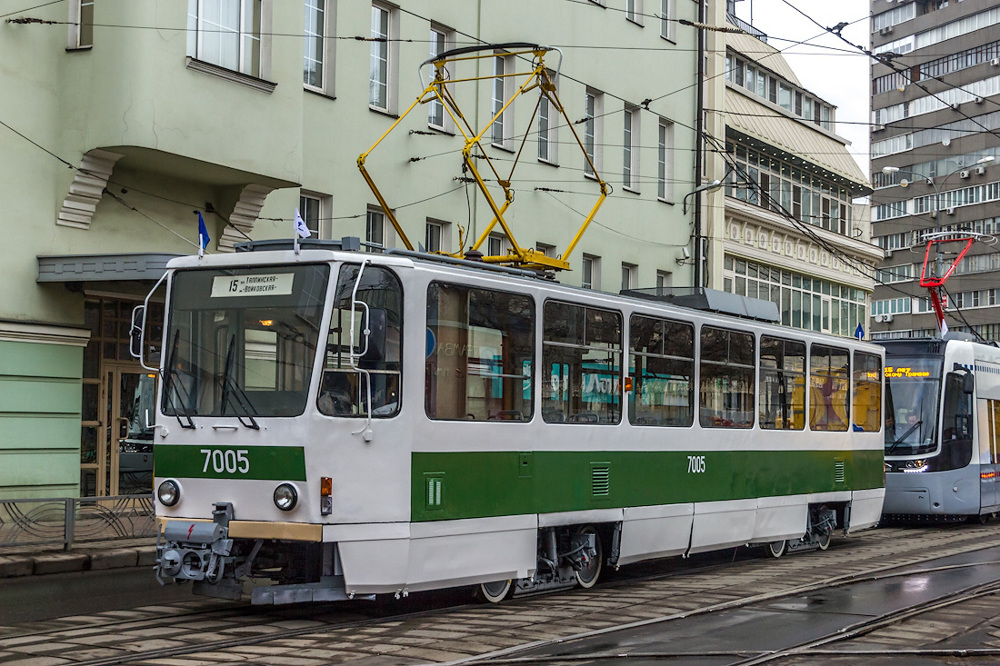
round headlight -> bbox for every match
[273,483,298,511]
[157,480,180,507]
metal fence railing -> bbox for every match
[0,495,156,551]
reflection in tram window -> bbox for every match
[700,326,755,428]
[852,352,883,432]
[542,301,622,424]
[628,315,694,426]
[810,345,849,431]
[118,372,157,495]
[320,264,402,418]
[425,283,533,421]
[759,336,805,430]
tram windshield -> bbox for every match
[162,264,329,419]
[884,357,942,456]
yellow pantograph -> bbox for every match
[358,43,608,272]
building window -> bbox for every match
[582,254,600,290]
[425,220,443,253]
[621,263,637,291]
[584,88,602,176]
[370,3,396,111]
[659,0,674,41]
[536,242,556,258]
[69,0,95,49]
[657,119,673,201]
[187,0,266,78]
[428,25,452,130]
[623,105,639,191]
[366,208,385,252]
[655,270,671,294]
[304,0,334,93]
[491,53,513,148]
[626,0,643,25]
[488,233,506,257]
[300,192,332,239]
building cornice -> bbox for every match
[0,320,90,347]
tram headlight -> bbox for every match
[902,459,929,473]
[157,480,180,507]
[273,483,298,511]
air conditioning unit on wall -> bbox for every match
[879,26,894,36]
[875,313,895,323]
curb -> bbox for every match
[0,543,157,579]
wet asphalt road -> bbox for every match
[513,545,1000,665]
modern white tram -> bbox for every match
[138,241,885,604]
[882,335,1000,522]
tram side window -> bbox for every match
[699,326,754,428]
[425,283,534,421]
[542,301,622,424]
[852,352,883,432]
[809,345,849,431]
[758,336,805,430]
[941,371,974,470]
[628,315,694,426]
[318,265,402,418]
[987,400,1000,464]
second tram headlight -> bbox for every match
[157,480,180,507]
[273,483,298,511]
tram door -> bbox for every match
[101,364,157,496]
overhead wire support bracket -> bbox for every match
[357,42,608,272]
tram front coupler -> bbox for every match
[156,502,241,593]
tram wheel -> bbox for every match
[767,540,787,558]
[969,513,992,525]
[574,525,603,589]
[816,529,832,551]
[475,579,513,604]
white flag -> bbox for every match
[294,208,312,239]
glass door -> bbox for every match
[103,365,158,496]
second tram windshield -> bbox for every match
[162,264,329,419]
[884,357,942,456]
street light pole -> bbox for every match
[684,179,723,289]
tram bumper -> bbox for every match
[156,502,242,599]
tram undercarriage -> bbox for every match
[156,501,850,605]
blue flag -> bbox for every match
[198,212,210,249]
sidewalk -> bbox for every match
[0,538,156,578]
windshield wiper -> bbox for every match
[219,334,260,430]
[887,419,923,455]
[161,329,195,429]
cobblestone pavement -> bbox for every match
[2,525,1000,665]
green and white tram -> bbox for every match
[139,241,885,604]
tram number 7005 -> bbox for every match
[687,455,706,474]
[201,448,250,474]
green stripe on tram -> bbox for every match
[411,449,884,522]
[155,444,307,481]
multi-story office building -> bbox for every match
[699,1,879,337]
[870,0,1000,340]
[0,1,698,498]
